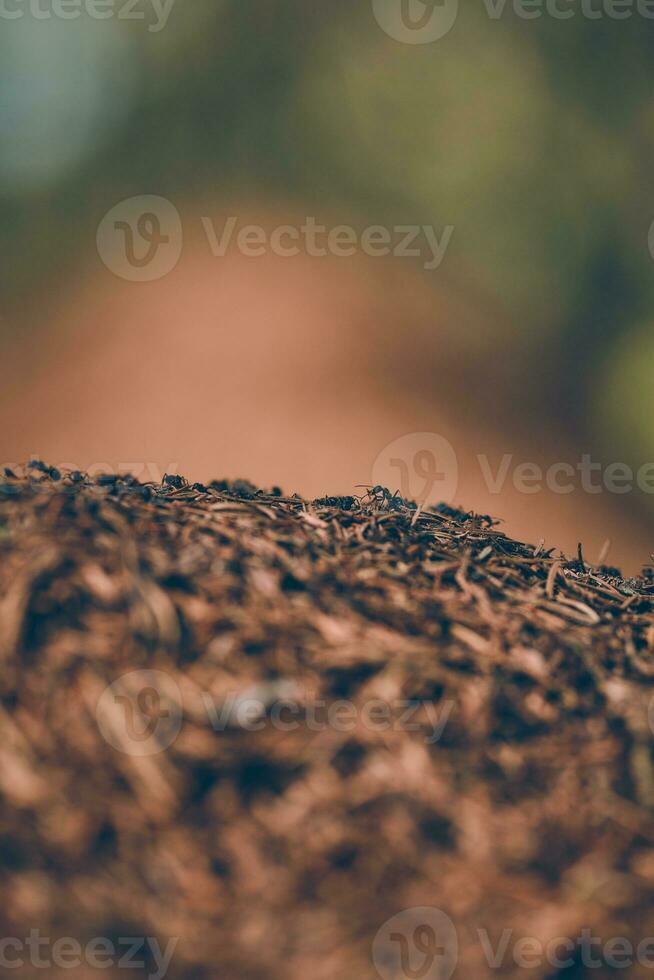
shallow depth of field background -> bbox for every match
[1,1,653,570]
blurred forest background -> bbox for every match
[1,0,653,569]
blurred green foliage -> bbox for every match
[1,0,653,464]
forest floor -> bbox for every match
[1,463,654,979]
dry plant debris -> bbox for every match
[1,463,654,979]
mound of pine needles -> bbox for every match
[1,464,654,979]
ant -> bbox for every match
[355,485,415,511]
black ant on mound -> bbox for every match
[355,485,417,512]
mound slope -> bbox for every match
[1,466,654,979]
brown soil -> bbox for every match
[1,465,654,979]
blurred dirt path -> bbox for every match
[0,231,650,572]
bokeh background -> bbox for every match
[1,0,653,570]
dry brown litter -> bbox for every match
[1,463,654,979]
